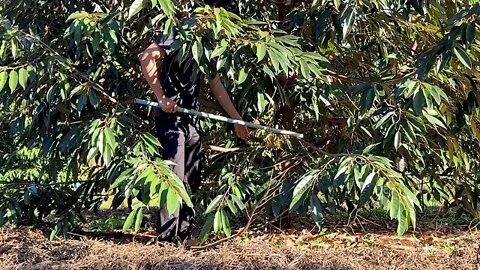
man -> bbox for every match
[139,6,248,241]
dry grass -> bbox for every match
[1,224,479,270]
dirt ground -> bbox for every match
[1,220,479,270]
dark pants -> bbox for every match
[155,114,202,241]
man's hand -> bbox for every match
[234,124,249,142]
[156,95,177,113]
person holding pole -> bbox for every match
[139,1,248,242]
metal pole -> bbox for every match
[134,98,304,138]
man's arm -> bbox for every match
[208,74,249,141]
[139,43,177,113]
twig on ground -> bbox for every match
[357,215,383,228]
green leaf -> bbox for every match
[123,206,139,231]
[403,185,421,208]
[151,0,158,7]
[267,48,280,72]
[389,191,400,219]
[128,0,145,20]
[359,172,377,206]
[0,40,7,60]
[221,209,231,237]
[205,195,223,214]
[103,127,115,150]
[396,203,408,235]
[363,143,380,154]
[353,165,368,186]
[426,84,441,105]
[135,207,143,232]
[0,71,7,92]
[360,86,375,112]
[192,38,203,64]
[394,131,401,150]
[87,147,98,162]
[11,39,18,60]
[256,43,267,62]
[213,209,223,233]
[310,64,324,77]
[408,203,417,229]
[310,194,324,229]
[226,199,238,215]
[384,122,395,145]
[211,45,227,58]
[401,121,415,143]
[18,68,28,90]
[199,213,215,243]
[166,187,180,215]
[164,170,193,207]
[403,80,418,98]
[216,57,227,71]
[412,89,425,115]
[70,84,85,98]
[374,111,395,129]
[290,173,315,210]
[341,5,356,39]
[9,70,18,92]
[417,55,434,80]
[302,52,329,62]
[50,223,61,240]
[422,89,433,109]
[423,111,446,129]
[276,35,300,47]
[102,145,112,166]
[157,181,169,206]
[334,0,341,9]
[76,94,87,111]
[263,65,274,78]
[273,48,290,75]
[159,0,174,17]
[299,59,310,78]
[238,68,248,84]
[333,171,348,188]
[465,22,476,48]
[142,132,161,148]
[108,29,117,44]
[433,85,448,100]
[437,50,451,73]
[400,188,417,229]
[67,11,90,21]
[453,46,472,68]
[257,93,266,114]
[110,170,131,189]
[231,194,246,211]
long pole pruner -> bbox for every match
[134,99,304,138]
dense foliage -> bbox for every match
[1,0,480,241]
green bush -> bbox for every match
[1,0,480,241]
